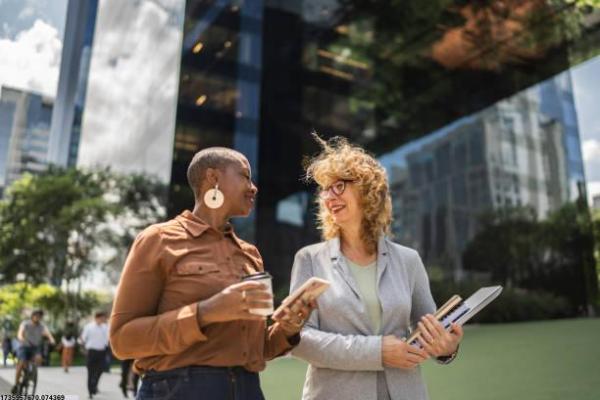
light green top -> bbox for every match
[345,257,382,334]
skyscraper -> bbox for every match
[0,87,53,191]
[47,0,98,167]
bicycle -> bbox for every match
[17,359,38,395]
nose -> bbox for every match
[321,188,335,200]
[250,181,258,195]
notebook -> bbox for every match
[407,285,503,347]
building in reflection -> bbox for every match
[47,0,98,168]
[169,1,599,294]
[0,87,53,195]
[593,195,600,210]
[0,0,98,197]
[385,72,581,279]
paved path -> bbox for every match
[0,366,128,400]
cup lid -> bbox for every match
[241,271,272,281]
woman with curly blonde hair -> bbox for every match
[288,135,463,400]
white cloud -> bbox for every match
[582,139,600,185]
[587,181,600,206]
[583,139,600,162]
[78,0,184,183]
[0,19,62,97]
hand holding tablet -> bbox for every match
[272,277,330,320]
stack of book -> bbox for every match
[407,286,503,348]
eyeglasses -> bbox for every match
[319,180,353,199]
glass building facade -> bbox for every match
[170,0,599,310]
[0,87,53,193]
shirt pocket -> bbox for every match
[168,256,228,303]
[175,262,220,275]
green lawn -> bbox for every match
[260,318,600,400]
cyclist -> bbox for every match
[11,310,55,394]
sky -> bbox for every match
[572,56,600,204]
[0,0,598,203]
[0,0,184,184]
[0,0,67,97]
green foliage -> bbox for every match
[0,167,166,286]
[0,283,102,331]
[462,203,598,315]
[0,168,114,284]
[325,1,600,153]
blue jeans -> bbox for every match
[137,366,265,400]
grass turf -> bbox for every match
[260,318,600,400]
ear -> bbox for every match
[204,168,219,186]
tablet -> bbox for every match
[408,286,503,348]
[272,277,330,320]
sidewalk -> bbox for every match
[0,366,126,399]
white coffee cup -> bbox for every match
[241,272,274,316]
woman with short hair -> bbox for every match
[111,147,315,400]
[289,136,463,400]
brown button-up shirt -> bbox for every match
[109,210,295,373]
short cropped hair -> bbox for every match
[304,134,392,253]
[187,147,244,198]
[94,311,107,319]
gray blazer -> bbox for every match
[290,236,437,400]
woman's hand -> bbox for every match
[197,281,271,326]
[272,298,317,338]
[382,335,429,369]
[416,314,463,357]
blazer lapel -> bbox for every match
[376,236,390,332]
[327,237,362,300]
[376,235,389,286]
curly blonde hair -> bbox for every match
[304,134,392,254]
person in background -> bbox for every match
[2,334,12,367]
[12,310,56,394]
[61,322,77,373]
[41,336,52,366]
[119,358,140,398]
[80,311,109,399]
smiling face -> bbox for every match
[320,179,363,229]
[217,156,258,217]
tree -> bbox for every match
[323,1,600,154]
[0,167,167,317]
[462,206,542,287]
[463,202,599,315]
[0,167,115,285]
[0,283,104,332]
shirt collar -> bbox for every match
[175,210,210,237]
[175,210,244,248]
